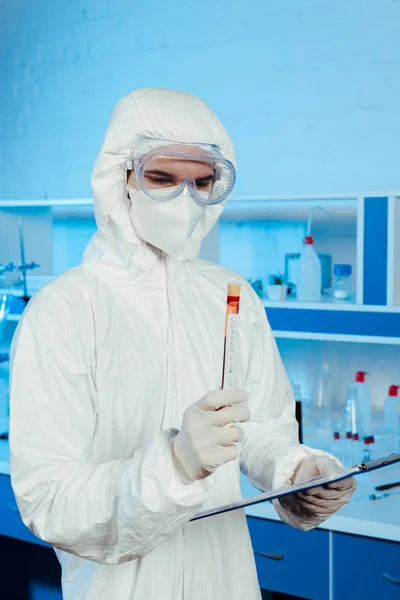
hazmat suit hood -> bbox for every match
[85,88,236,281]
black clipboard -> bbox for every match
[191,453,400,521]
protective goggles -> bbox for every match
[127,136,236,206]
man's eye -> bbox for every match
[196,179,213,189]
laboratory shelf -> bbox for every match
[1,192,400,346]
[1,191,397,209]
[263,298,400,312]
[6,314,20,322]
[265,305,400,345]
[272,331,400,345]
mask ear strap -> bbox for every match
[125,158,137,198]
[214,166,222,181]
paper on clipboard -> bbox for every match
[191,452,400,522]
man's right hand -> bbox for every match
[172,388,250,484]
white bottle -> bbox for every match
[314,362,333,428]
[384,385,400,433]
[353,371,371,433]
[297,236,321,302]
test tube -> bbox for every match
[344,431,352,468]
[369,435,375,461]
[332,431,341,463]
[222,283,241,389]
[363,436,371,462]
[352,432,360,465]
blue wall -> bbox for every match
[1,0,400,201]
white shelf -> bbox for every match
[263,298,400,313]
[7,314,20,322]
[0,199,93,208]
[1,191,400,208]
[274,331,400,345]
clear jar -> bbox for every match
[333,264,352,300]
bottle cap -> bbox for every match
[346,431,352,439]
[355,371,367,382]
[363,436,369,445]
[352,433,359,441]
[388,385,400,397]
[333,432,340,440]
[305,236,314,245]
[333,264,352,277]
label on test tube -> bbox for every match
[222,284,241,389]
[223,312,239,389]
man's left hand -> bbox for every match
[276,455,356,530]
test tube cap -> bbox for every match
[228,283,241,297]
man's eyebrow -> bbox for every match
[144,170,215,179]
[145,169,175,177]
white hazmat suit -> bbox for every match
[10,89,354,600]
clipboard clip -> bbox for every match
[357,455,396,472]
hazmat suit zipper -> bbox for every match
[163,252,186,599]
[162,253,179,428]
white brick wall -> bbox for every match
[1,0,400,200]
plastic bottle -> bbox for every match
[384,385,400,433]
[344,384,362,434]
[314,362,333,428]
[351,371,371,433]
[339,383,364,467]
[297,236,322,302]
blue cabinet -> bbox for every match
[247,517,330,599]
[333,532,400,599]
[0,475,48,547]
[0,533,62,599]
[0,475,62,599]
[248,516,400,600]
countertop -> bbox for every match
[242,463,400,542]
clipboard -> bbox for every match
[191,452,400,522]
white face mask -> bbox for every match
[127,185,205,258]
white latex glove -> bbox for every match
[172,389,250,483]
[275,454,356,531]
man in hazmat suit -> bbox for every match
[10,88,355,600]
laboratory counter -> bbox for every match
[1,439,400,599]
[242,463,400,543]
